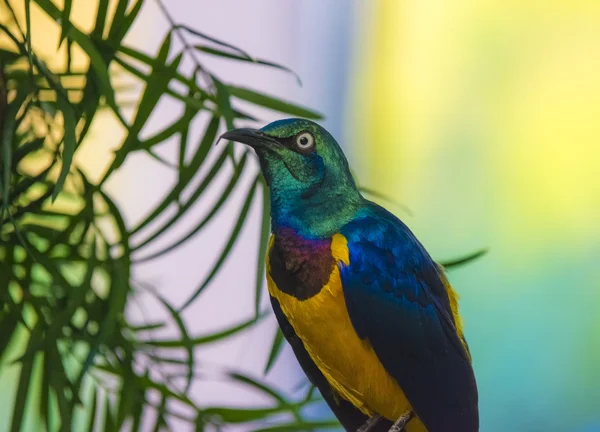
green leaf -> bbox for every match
[255,179,271,317]
[133,149,245,255]
[176,25,253,60]
[114,55,206,112]
[228,86,323,119]
[10,324,42,432]
[359,186,413,216]
[85,387,98,432]
[119,0,144,43]
[130,387,144,432]
[103,394,116,432]
[196,45,301,85]
[128,321,165,332]
[92,0,109,38]
[0,48,22,64]
[139,108,198,150]
[40,350,51,431]
[9,165,52,209]
[107,35,181,175]
[0,307,19,361]
[439,248,488,269]
[58,0,73,47]
[145,312,266,348]
[2,81,30,222]
[151,393,167,432]
[226,373,286,404]
[108,0,129,41]
[47,344,75,432]
[12,137,44,167]
[115,358,136,430]
[131,114,222,237]
[201,406,293,424]
[96,365,197,409]
[33,0,117,107]
[0,245,19,362]
[73,191,130,391]
[252,420,341,432]
[108,0,143,44]
[177,173,259,311]
[43,240,95,345]
[53,95,77,200]
[177,82,199,171]
[153,293,195,393]
[212,76,234,130]
[264,328,284,375]
[25,0,34,73]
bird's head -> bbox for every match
[221,118,363,236]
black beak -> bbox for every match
[218,128,280,150]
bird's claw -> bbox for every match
[357,415,382,432]
[388,411,413,432]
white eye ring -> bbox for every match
[295,132,315,150]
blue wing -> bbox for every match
[339,203,479,432]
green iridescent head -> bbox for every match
[221,118,364,236]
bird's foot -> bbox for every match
[357,414,382,432]
[388,411,413,432]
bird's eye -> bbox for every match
[295,132,315,151]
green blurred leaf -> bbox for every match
[0,243,18,362]
[130,386,144,432]
[34,0,116,106]
[255,179,271,317]
[264,328,284,375]
[10,324,42,432]
[108,34,182,174]
[202,405,294,424]
[108,0,144,44]
[359,186,413,216]
[177,172,258,311]
[0,307,19,361]
[151,393,167,432]
[133,149,246,256]
[440,249,488,269]
[53,95,77,200]
[228,85,323,119]
[58,0,73,47]
[25,0,34,72]
[176,24,253,59]
[92,0,109,38]
[47,343,75,432]
[103,393,116,432]
[226,372,287,405]
[115,357,136,430]
[109,0,129,41]
[12,138,44,167]
[73,191,130,392]
[2,81,30,221]
[196,45,302,85]
[252,421,341,432]
[213,76,234,130]
[140,107,198,150]
[154,293,195,393]
[131,114,221,236]
[128,321,165,332]
[40,350,51,431]
[85,387,98,432]
[145,312,266,348]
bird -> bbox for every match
[220,118,479,432]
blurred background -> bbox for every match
[0,0,599,431]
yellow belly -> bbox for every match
[267,234,427,431]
